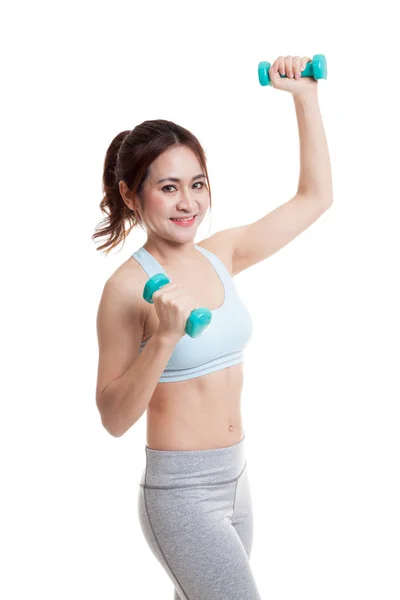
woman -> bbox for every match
[93,55,333,599]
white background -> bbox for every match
[1,1,399,599]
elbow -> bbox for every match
[97,399,124,438]
[101,418,122,438]
[100,413,127,438]
[100,407,135,437]
[96,389,136,438]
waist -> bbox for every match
[140,433,247,488]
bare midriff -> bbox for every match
[146,363,245,450]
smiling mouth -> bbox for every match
[170,215,198,221]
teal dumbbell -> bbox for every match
[258,53,327,87]
[143,273,212,338]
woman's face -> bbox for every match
[136,145,210,238]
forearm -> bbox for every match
[293,91,333,201]
[100,332,179,437]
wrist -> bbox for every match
[292,89,319,104]
[154,329,182,347]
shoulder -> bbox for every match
[197,233,234,275]
[103,256,149,325]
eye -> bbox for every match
[162,182,205,193]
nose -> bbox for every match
[177,189,198,212]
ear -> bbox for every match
[133,193,144,222]
[118,180,136,212]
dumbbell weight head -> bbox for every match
[143,273,212,339]
[186,307,212,338]
[258,53,327,87]
[143,273,171,303]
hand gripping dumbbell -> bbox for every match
[258,53,327,87]
[143,273,212,338]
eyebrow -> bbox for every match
[156,174,206,184]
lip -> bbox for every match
[170,214,198,219]
[170,215,198,226]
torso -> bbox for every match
[121,238,244,451]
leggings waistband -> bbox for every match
[140,434,247,489]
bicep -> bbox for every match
[95,278,144,408]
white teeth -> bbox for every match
[172,216,195,221]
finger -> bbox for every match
[301,56,311,72]
[270,58,279,73]
[268,58,281,83]
[278,56,286,76]
[293,56,301,79]
[285,55,294,78]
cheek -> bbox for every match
[147,194,168,216]
[201,194,211,208]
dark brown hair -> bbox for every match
[92,119,213,255]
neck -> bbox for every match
[143,239,198,266]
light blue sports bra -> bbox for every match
[131,244,253,383]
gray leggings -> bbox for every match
[137,433,262,599]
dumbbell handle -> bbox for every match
[258,53,327,87]
[143,273,212,339]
